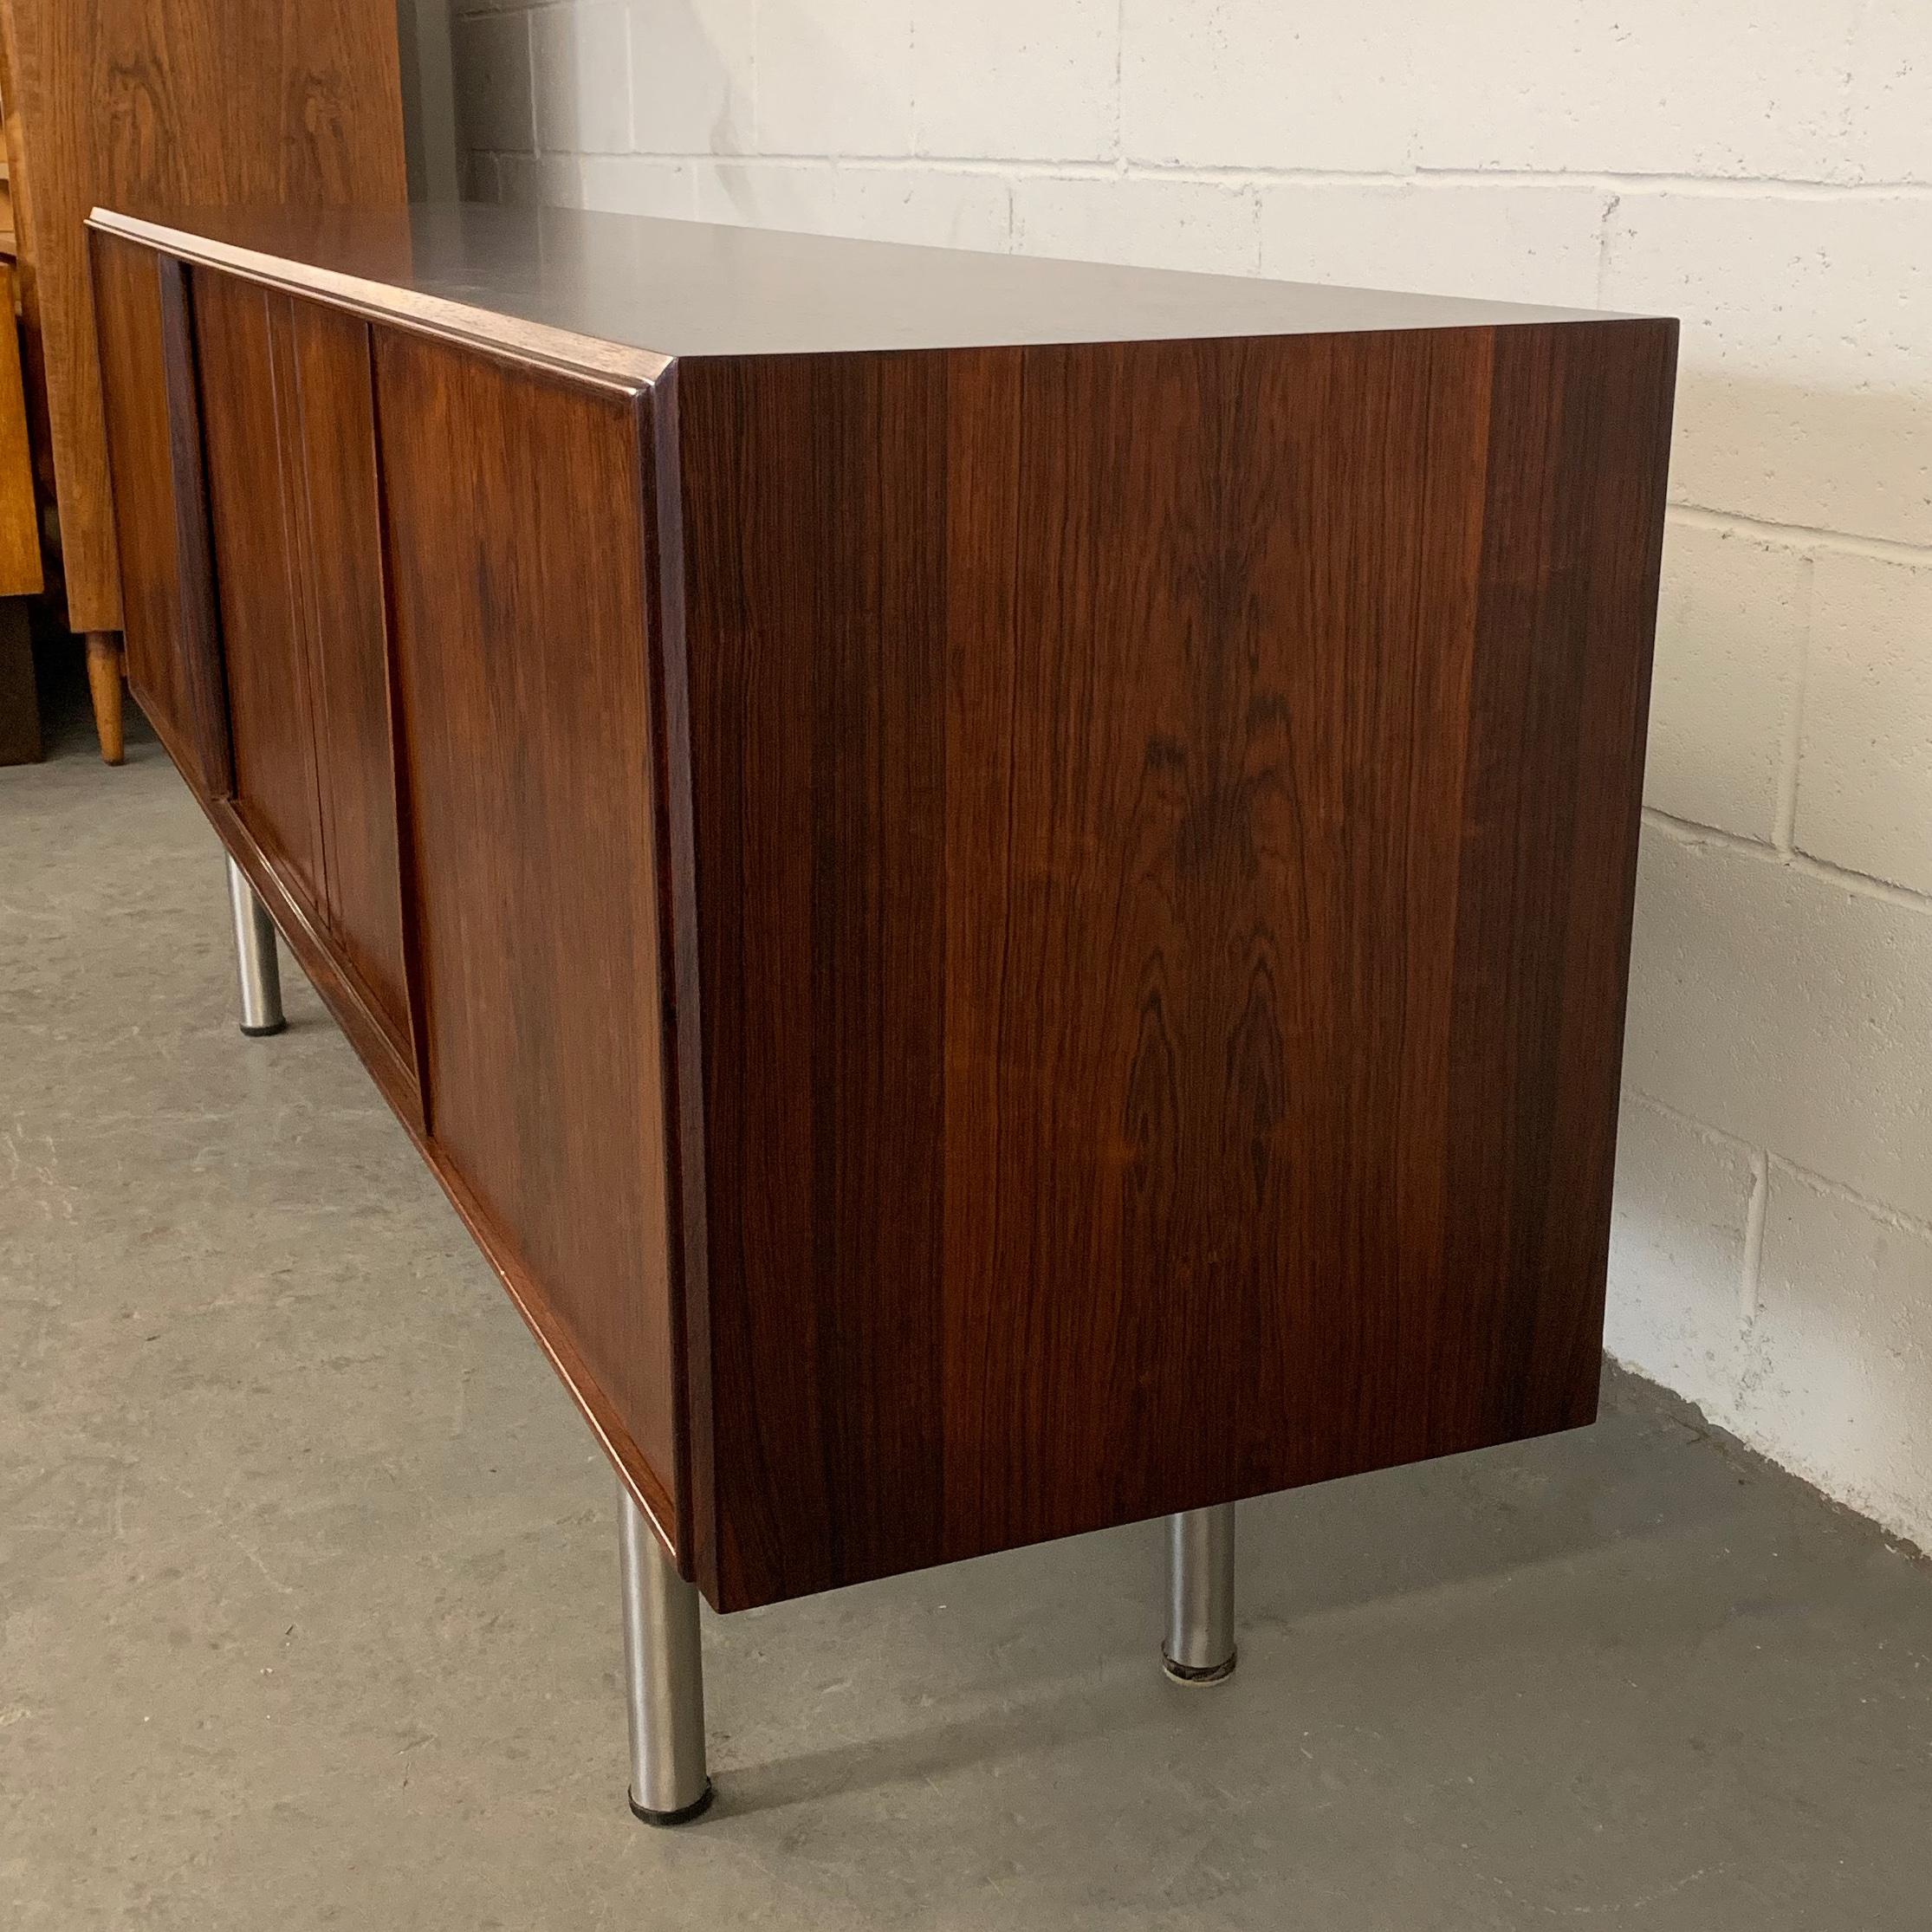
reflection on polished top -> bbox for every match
[90,199,1623,369]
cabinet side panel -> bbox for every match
[1441,318,1679,1443]
[373,332,681,1537]
[677,351,957,1605]
[681,326,1672,1611]
[88,232,229,796]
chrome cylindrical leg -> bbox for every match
[619,1485,711,1824]
[225,856,285,1037]
[1163,1502,1236,1683]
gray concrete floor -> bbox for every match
[4,663,1930,1932]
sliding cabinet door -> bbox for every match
[89,233,230,798]
[373,331,683,1550]
[280,300,414,1061]
[192,269,329,915]
[191,270,418,1106]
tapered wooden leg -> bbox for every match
[84,632,124,766]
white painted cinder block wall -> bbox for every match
[448,0,1932,1548]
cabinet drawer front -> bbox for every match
[90,233,230,796]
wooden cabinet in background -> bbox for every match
[0,258,41,766]
[0,0,406,763]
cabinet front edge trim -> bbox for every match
[88,210,669,395]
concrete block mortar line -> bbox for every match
[1640,805,1932,916]
[1766,1149,1932,1244]
[495,150,1932,282]
[1621,1084,1764,1166]
[830,154,1125,179]
[1124,163,1932,198]
[1741,1148,1770,1329]
[553,150,1932,198]
[1120,163,1932,199]
[1669,504,1932,570]
[1112,0,1125,167]
[1621,1083,1932,1251]
[521,9,539,155]
[1772,548,1814,855]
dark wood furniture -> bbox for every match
[0,257,42,763]
[0,0,406,763]
[90,201,1676,1817]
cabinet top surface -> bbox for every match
[90,201,1650,376]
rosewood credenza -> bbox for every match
[88,201,1676,1822]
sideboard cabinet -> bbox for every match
[90,202,1676,1820]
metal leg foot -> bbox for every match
[225,857,285,1037]
[619,1485,711,1825]
[1163,1502,1236,1683]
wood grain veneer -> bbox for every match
[374,333,684,1543]
[0,262,41,601]
[670,323,1676,1607]
[192,265,417,1082]
[283,299,413,1059]
[88,229,228,795]
[88,205,1677,1614]
[194,269,331,918]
